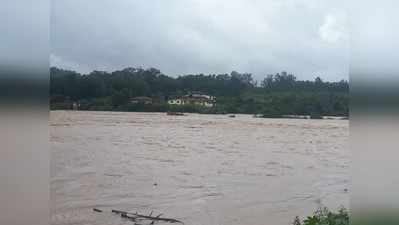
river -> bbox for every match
[51,111,349,225]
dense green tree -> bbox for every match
[50,67,348,117]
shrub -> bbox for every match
[293,207,349,225]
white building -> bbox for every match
[168,94,215,107]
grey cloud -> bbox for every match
[51,0,349,81]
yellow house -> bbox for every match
[168,94,215,107]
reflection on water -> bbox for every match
[51,111,349,225]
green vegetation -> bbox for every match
[293,207,349,225]
[50,67,348,117]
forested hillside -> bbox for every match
[50,67,349,117]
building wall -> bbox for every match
[204,101,214,107]
[168,99,183,105]
[168,98,214,107]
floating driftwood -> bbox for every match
[166,112,185,116]
[93,208,183,224]
[93,208,103,212]
[112,209,184,224]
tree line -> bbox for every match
[50,67,349,117]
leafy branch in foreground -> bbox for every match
[293,207,349,225]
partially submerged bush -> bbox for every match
[293,207,349,225]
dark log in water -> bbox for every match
[111,209,184,224]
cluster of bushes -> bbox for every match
[293,207,349,225]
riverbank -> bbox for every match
[51,108,348,120]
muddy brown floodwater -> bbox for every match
[51,111,349,225]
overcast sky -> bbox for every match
[51,0,349,81]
